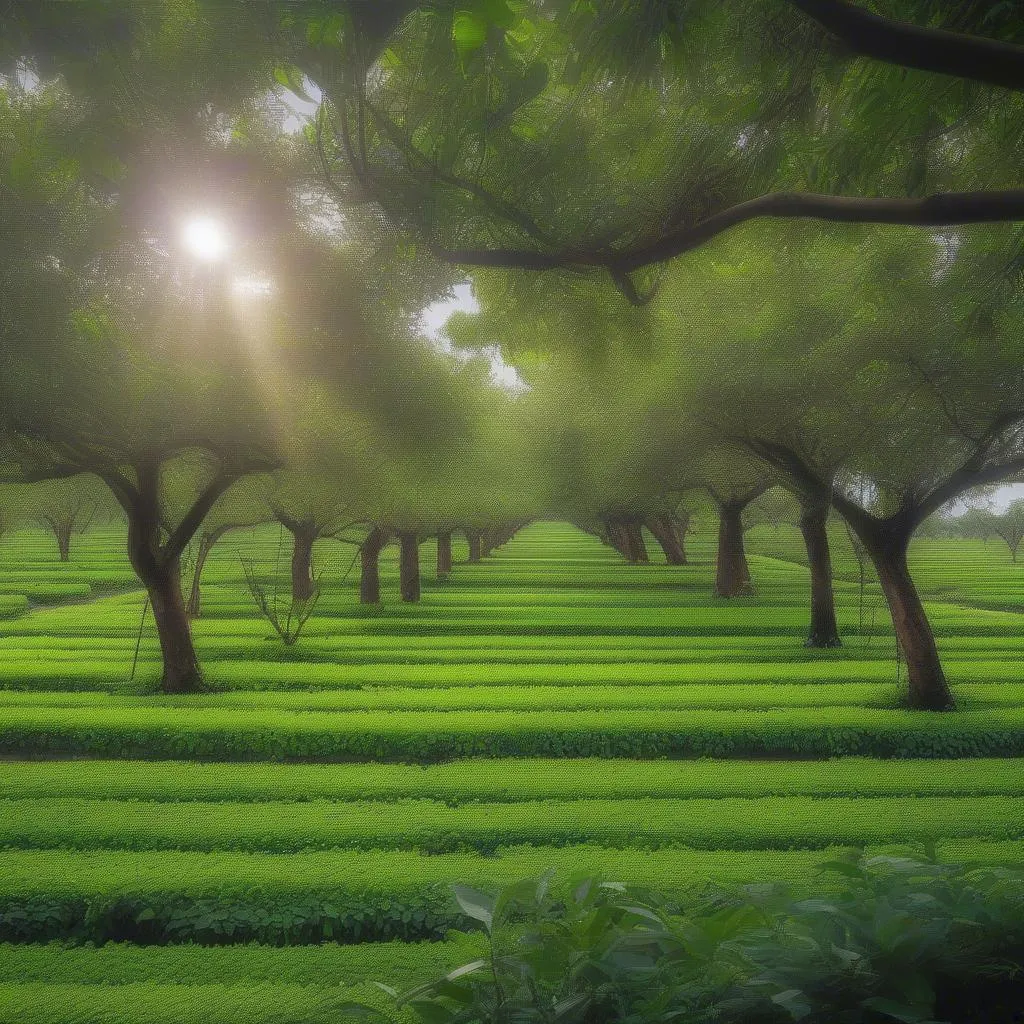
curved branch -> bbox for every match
[430,189,1024,301]
[787,0,1024,91]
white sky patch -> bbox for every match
[990,482,1024,511]
[946,481,1024,515]
[419,282,528,392]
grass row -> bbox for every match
[2,706,1023,761]
[3,757,1021,802]
[1,793,1019,854]
[1,841,1021,945]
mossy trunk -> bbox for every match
[799,503,841,647]
[398,530,420,603]
[466,530,482,563]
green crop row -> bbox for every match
[2,706,1023,761]
[3,757,1021,803]
[0,982,399,1024]
[0,793,1018,855]
[0,682,1019,711]
[1,841,1021,945]
[0,933,485,985]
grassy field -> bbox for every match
[0,520,1021,1022]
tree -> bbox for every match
[664,221,1024,709]
[992,499,1024,562]
[183,477,271,619]
[267,0,1024,303]
[26,475,114,562]
[9,1,1024,308]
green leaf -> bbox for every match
[771,989,812,1020]
[408,999,457,1024]
[452,884,495,931]
[818,859,866,879]
[452,12,488,61]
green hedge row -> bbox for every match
[1,794,1020,855]
[2,706,1023,761]
[1,682,1019,711]
[1,841,1021,945]
[4,756,1020,804]
[0,982,398,1024]
[0,933,485,985]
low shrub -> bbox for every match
[376,852,1024,1024]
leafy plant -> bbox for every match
[367,853,1024,1024]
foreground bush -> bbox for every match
[377,851,1023,1024]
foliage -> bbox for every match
[383,855,1024,1024]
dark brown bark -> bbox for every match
[436,531,452,578]
[787,0,1024,92]
[398,530,420,603]
[289,522,317,603]
[55,522,71,562]
[858,524,955,711]
[646,515,686,565]
[480,529,495,558]
[360,526,388,604]
[624,519,649,563]
[715,503,754,598]
[799,502,841,648]
[466,529,482,563]
[126,503,203,695]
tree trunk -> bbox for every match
[290,523,317,603]
[715,503,754,597]
[860,527,955,711]
[646,515,686,564]
[466,529,482,563]
[672,513,690,563]
[480,529,495,558]
[799,503,841,647]
[624,520,649,563]
[125,499,204,694]
[436,531,452,578]
[186,532,215,619]
[53,521,72,562]
[398,530,420,603]
[360,527,388,604]
[147,557,204,694]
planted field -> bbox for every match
[0,521,1021,1022]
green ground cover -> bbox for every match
[0,520,1020,1022]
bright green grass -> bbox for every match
[3,705,1023,760]
[0,983,396,1024]
[3,757,1021,803]
[0,933,485,985]
[1,793,1018,853]
[0,518,1020,1012]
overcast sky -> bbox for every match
[419,282,526,391]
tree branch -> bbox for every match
[430,189,1024,301]
[787,0,1024,92]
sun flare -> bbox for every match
[182,215,229,261]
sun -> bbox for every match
[182,215,229,261]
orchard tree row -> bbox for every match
[1,2,1023,710]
